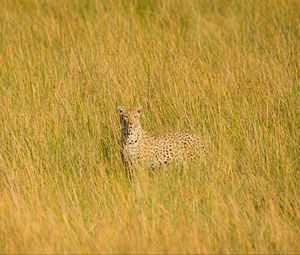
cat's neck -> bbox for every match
[122,125,147,145]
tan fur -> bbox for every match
[117,106,205,170]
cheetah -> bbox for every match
[117,106,205,171]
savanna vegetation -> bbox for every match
[0,0,299,253]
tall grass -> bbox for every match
[0,0,299,253]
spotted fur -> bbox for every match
[117,106,205,170]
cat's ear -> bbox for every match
[117,106,125,115]
[137,106,143,114]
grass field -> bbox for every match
[0,0,299,253]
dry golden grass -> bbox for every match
[0,0,299,253]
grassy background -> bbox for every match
[0,0,299,253]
